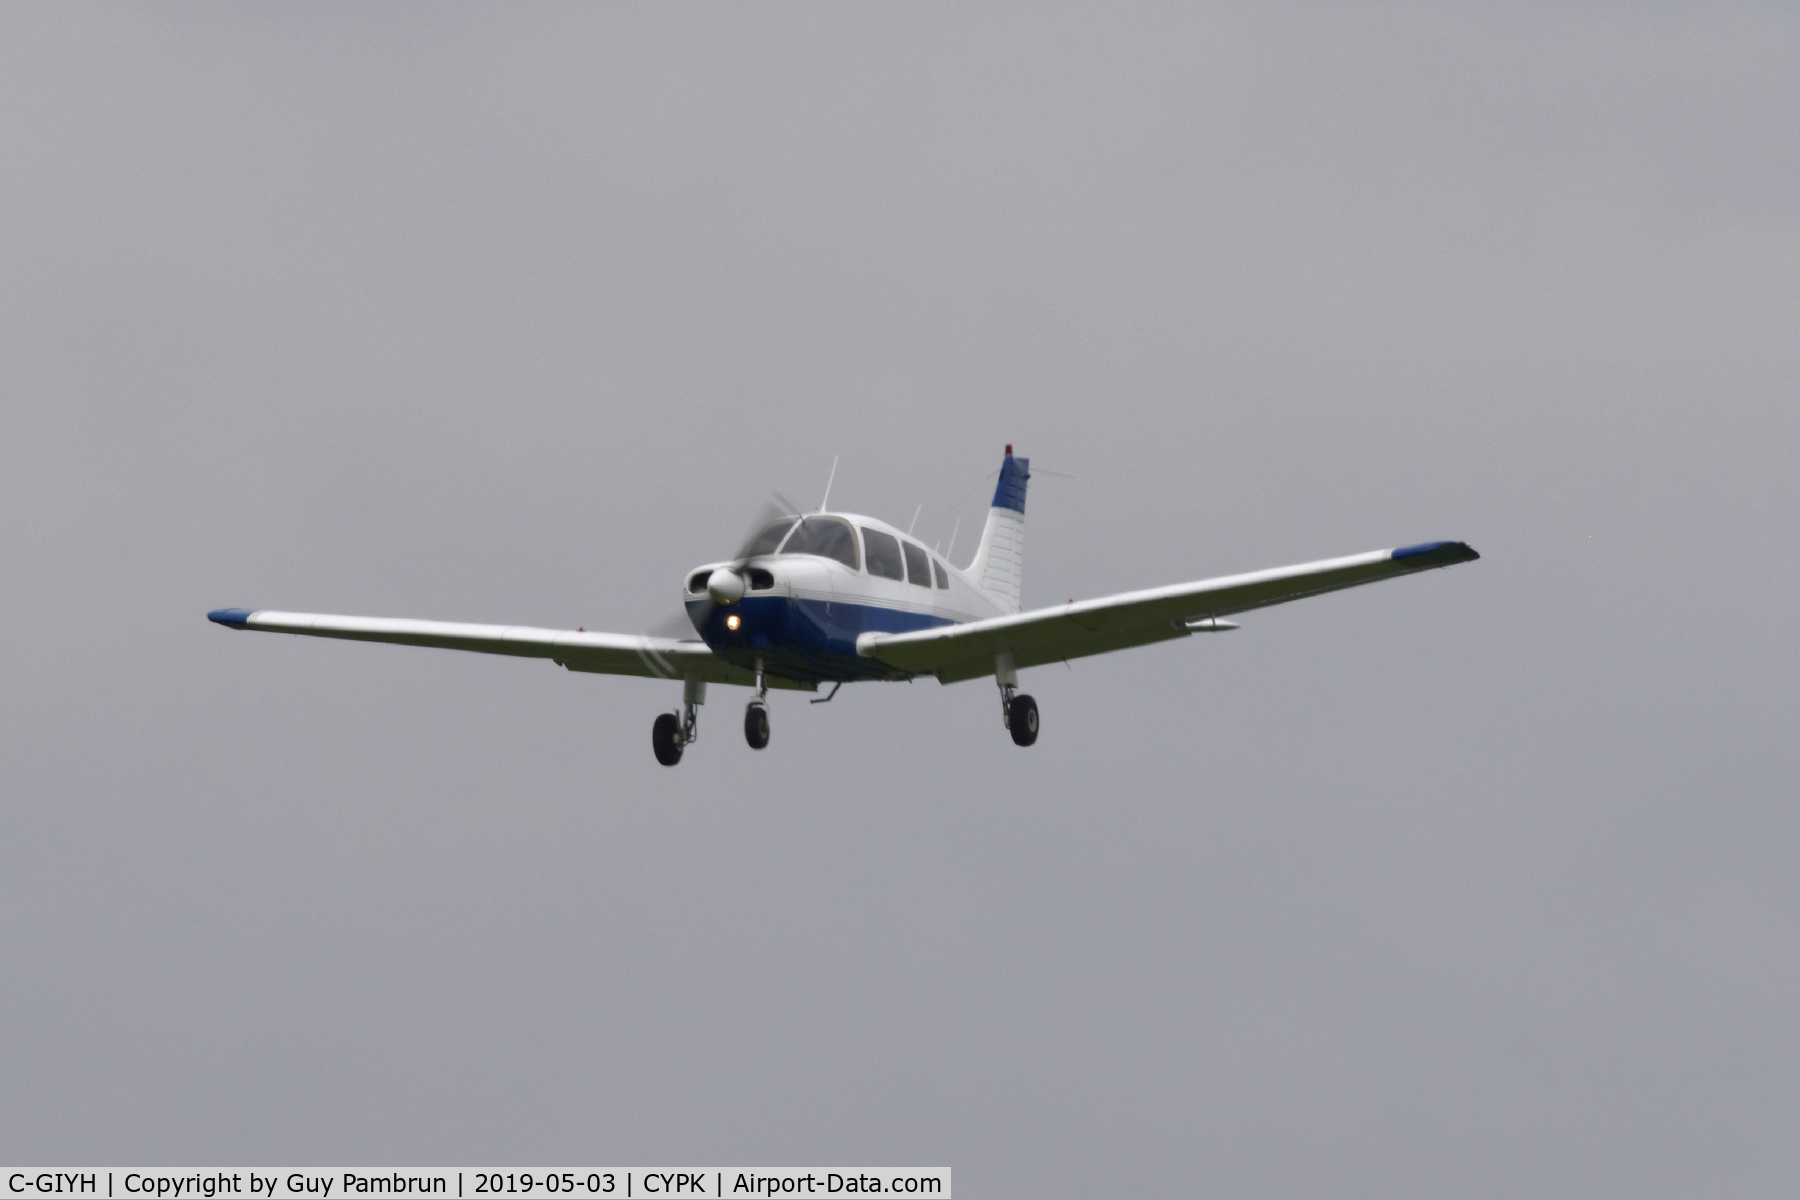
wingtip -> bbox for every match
[1391,540,1479,565]
[207,608,255,628]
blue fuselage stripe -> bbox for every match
[687,595,956,682]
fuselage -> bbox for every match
[683,511,1004,683]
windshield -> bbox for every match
[778,516,860,570]
[740,518,797,558]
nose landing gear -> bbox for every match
[745,656,771,750]
[744,704,770,749]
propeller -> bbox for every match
[650,492,803,638]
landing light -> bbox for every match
[725,614,741,631]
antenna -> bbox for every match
[817,455,839,513]
[946,516,960,561]
[907,505,921,536]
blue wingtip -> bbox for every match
[1392,541,1480,564]
[208,608,255,628]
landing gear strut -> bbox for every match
[745,656,771,750]
[652,678,706,767]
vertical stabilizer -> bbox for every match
[967,447,1030,613]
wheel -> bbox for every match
[1008,694,1039,747]
[652,712,683,766]
[744,703,770,750]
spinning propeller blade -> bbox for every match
[668,492,805,634]
[649,611,701,639]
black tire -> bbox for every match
[652,712,683,766]
[1009,694,1039,747]
[744,704,770,750]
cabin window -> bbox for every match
[933,559,949,589]
[779,516,860,571]
[862,528,905,581]
[902,540,931,588]
[743,518,796,558]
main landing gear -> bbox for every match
[1006,691,1039,747]
[1001,685,1039,747]
[651,711,685,766]
[652,677,706,767]
[996,651,1038,747]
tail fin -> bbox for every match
[967,446,1030,613]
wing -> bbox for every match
[856,540,1479,683]
[205,608,813,690]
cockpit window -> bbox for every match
[902,540,931,588]
[932,559,949,589]
[862,528,904,581]
[741,518,796,558]
[779,516,860,571]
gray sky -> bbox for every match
[3,4,1797,1195]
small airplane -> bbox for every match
[208,446,1479,765]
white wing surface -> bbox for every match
[205,608,814,690]
[856,540,1479,683]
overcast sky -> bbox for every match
[3,4,1797,1196]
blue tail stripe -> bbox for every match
[992,454,1030,513]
